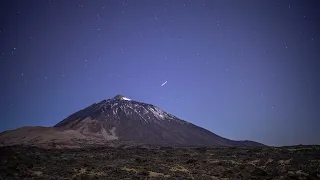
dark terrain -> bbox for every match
[1,145,319,180]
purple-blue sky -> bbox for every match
[1,0,319,146]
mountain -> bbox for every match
[0,95,264,148]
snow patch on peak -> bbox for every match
[113,94,131,101]
[122,97,131,101]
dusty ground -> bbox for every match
[0,145,319,180]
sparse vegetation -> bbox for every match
[0,145,319,179]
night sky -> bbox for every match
[1,0,319,146]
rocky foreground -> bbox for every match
[0,145,319,180]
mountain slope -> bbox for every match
[53,95,263,147]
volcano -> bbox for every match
[0,95,264,148]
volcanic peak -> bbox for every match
[113,94,131,101]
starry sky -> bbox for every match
[1,0,319,146]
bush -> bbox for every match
[186,159,197,164]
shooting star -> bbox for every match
[161,81,167,86]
